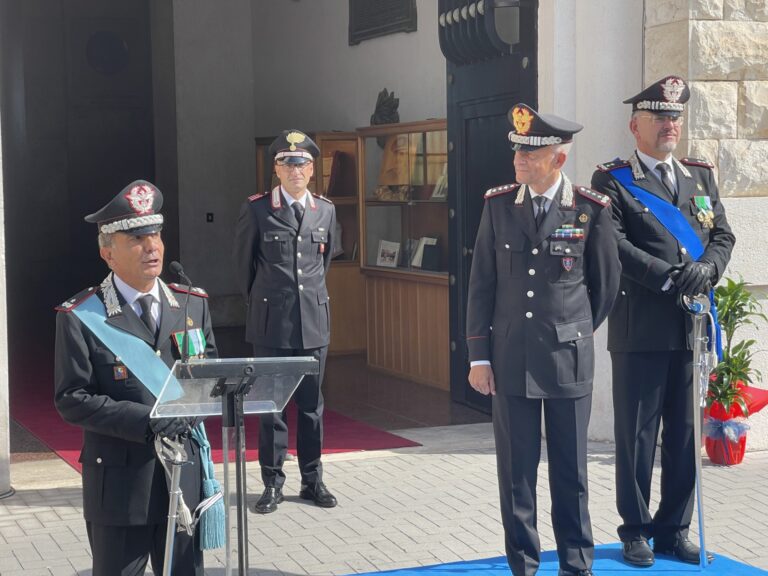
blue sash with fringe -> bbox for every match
[72,293,224,549]
[612,167,722,360]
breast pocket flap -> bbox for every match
[555,318,593,343]
[311,230,328,243]
[550,240,584,257]
[263,231,290,243]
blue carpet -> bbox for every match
[359,543,767,574]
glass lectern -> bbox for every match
[151,356,319,575]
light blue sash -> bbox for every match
[73,294,183,399]
[612,167,722,359]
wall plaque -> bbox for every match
[349,0,417,45]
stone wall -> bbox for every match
[646,0,768,197]
[645,1,768,450]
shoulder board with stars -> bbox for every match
[680,157,714,169]
[312,193,333,204]
[484,183,520,199]
[247,192,268,202]
[576,186,611,206]
[55,286,97,312]
[168,283,209,298]
[596,159,629,172]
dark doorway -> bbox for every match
[440,0,538,412]
[1,0,158,390]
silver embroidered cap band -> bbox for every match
[100,214,164,235]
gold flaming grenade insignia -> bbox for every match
[286,131,306,152]
[512,107,534,135]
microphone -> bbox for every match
[170,261,192,363]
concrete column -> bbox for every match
[538,0,644,442]
[0,111,12,499]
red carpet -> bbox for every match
[11,386,420,473]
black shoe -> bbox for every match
[299,482,337,508]
[252,486,283,514]
[654,537,714,565]
[559,570,593,576]
[622,537,654,567]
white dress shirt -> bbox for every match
[113,274,161,326]
[528,174,563,217]
[281,187,308,209]
[636,149,677,190]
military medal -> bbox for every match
[693,196,714,228]
[172,328,207,357]
[114,365,128,380]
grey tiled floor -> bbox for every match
[3,423,768,575]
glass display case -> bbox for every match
[357,120,448,276]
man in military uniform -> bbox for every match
[591,76,735,567]
[234,129,338,514]
[54,181,217,575]
[467,104,620,576]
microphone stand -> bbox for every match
[170,261,192,363]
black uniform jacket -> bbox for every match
[234,186,336,350]
[54,274,217,526]
[591,153,735,352]
[467,176,621,398]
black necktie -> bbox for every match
[656,163,677,203]
[137,294,157,336]
[534,195,547,229]
[292,201,304,225]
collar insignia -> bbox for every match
[672,157,691,178]
[515,185,526,204]
[159,279,180,309]
[100,273,122,317]
[560,174,574,208]
[629,153,646,180]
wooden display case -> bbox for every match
[314,132,365,355]
[357,120,449,389]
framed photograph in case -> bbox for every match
[376,240,401,268]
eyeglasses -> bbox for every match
[636,114,684,126]
[276,162,312,173]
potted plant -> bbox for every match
[705,277,768,465]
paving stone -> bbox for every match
[6,425,768,574]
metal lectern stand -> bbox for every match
[151,356,319,575]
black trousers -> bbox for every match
[611,350,695,544]
[253,345,327,489]
[493,393,593,576]
[86,520,202,576]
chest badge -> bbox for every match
[113,365,128,380]
[172,328,207,358]
[187,316,194,327]
[693,196,715,229]
[562,257,575,272]
[578,213,589,223]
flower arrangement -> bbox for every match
[705,277,768,465]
